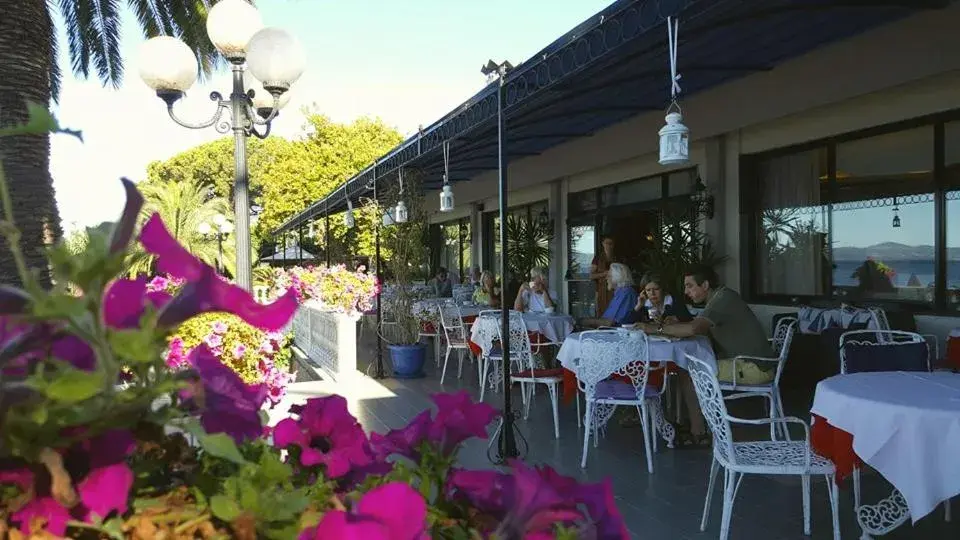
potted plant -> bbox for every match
[373,172,429,378]
[504,214,554,305]
[642,203,725,300]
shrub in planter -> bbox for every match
[166,312,293,406]
[267,264,378,316]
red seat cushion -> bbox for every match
[512,368,565,378]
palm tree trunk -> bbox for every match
[0,0,60,287]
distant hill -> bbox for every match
[833,242,960,261]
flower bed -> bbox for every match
[268,264,378,316]
[0,180,628,539]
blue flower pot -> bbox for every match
[388,343,427,379]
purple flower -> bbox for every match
[139,214,299,331]
[273,396,374,479]
[0,285,30,315]
[108,178,144,255]
[1,318,95,377]
[370,410,432,462]
[299,483,429,540]
[211,320,228,334]
[190,345,267,443]
[147,275,170,292]
[428,391,498,454]
[232,343,247,359]
[102,277,172,329]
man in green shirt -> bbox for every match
[638,264,774,444]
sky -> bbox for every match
[47,0,959,250]
[50,0,614,233]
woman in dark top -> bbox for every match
[634,272,692,324]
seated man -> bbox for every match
[639,264,774,446]
[513,267,557,313]
[429,267,453,298]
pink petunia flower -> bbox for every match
[273,396,374,479]
[299,483,429,540]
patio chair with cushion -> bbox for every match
[495,310,563,439]
[576,329,667,473]
[720,318,797,441]
[685,353,841,540]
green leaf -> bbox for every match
[210,494,241,521]
[179,418,247,464]
[44,368,104,403]
[107,328,161,365]
[0,102,83,141]
[258,451,292,484]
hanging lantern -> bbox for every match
[439,184,454,212]
[659,17,689,166]
[382,209,395,227]
[344,198,355,228]
[395,200,408,223]
[439,140,455,212]
[659,111,689,165]
[892,198,902,228]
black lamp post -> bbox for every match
[138,0,305,291]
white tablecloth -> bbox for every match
[811,372,960,522]
[411,300,483,330]
[556,331,717,371]
[469,312,575,355]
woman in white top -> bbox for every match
[513,267,557,313]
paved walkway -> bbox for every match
[277,338,958,539]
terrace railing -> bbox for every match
[290,304,359,381]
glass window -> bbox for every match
[832,127,935,304]
[753,148,830,296]
[614,177,661,206]
[945,121,960,310]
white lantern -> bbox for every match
[439,184,454,212]
[382,209,395,227]
[246,27,306,92]
[344,209,355,229]
[206,0,263,61]
[138,36,198,92]
[394,200,409,223]
[658,111,689,166]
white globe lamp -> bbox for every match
[206,0,263,62]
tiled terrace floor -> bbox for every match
[278,338,959,540]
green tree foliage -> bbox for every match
[127,180,235,277]
[142,113,404,261]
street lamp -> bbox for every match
[138,0,306,291]
[198,214,234,274]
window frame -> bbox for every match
[741,109,960,314]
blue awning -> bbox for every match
[274,0,951,235]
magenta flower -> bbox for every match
[6,430,136,536]
[1,319,95,377]
[299,483,429,540]
[428,391,497,454]
[139,214,298,332]
[273,396,374,479]
[108,178,144,255]
[370,410,432,462]
[102,277,172,330]
[189,345,267,443]
[164,337,188,369]
[203,333,224,349]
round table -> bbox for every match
[469,312,575,356]
[556,331,716,372]
[811,371,960,538]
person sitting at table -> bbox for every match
[473,270,501,307]
[514,267,556,313]
[638,264,773,448]
[429,267,453,298]
[634,272,693,324]
[581,263,638,327]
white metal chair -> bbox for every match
[685,353,840,540]
[476,310,503,401]
[719,318,796,441]
[576,329,667,473]
[416,299,443,368]
[494,310,563,439]
[438,300,471,385]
